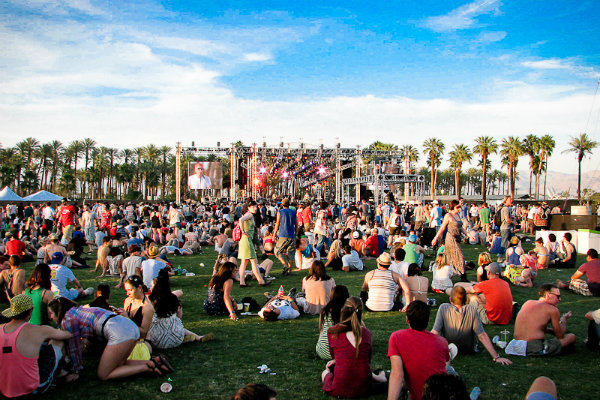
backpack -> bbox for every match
[232,225,242,241]
[494,209,502,227]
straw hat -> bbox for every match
[377,252,392,266]
[148,245,160,258]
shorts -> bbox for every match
[476,303,491,325]
[62,224,74,241]
[103,315,140,346]
[85,226,96,242]
[526,338,562,356]
[274,237,295,259]
[526,393,556,400]
[170,222,181,229]
[35,343,62,394]
[389,226,402,236]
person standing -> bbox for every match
[500,196,515,250]
[57,199,77,243]
[237,201,268,287]
[273,198,298,275]
[431,200,467,278]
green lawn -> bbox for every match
[20,240,600,400]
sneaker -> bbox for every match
[199,333,215,342]
[83,287,95,296]
[448,343,458,361]
[264,275,276,280]
[287,287,297,299]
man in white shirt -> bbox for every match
[188,163,212,189]
[341,244,364,272]
[49,252,92,300]
[140,245,171,288]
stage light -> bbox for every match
[282,171,289,178]
[318,166,327,175]
[259,166,267,174]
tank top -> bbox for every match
[507,247,521,265]
[25,288,47,325]
[127,297,146,327]
[0,323,40,398]
[366,269,397,312]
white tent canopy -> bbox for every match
[0,186,24,202]
[23,190,63,202]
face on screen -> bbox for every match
[194,163,205,176]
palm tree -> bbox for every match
[522,134,540,198]
[500,136,524,199]
[16,137,40,170]
[49,140,63,191]
[448,144,472,198]
[563,133,599,202]
[66,140,83,195]
[81,138,96,196]
[422,138,445,199]
[537,134,555,200]
[158,146,172,199]
[37,143,53,190]
[473,136,498,202]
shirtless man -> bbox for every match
[513,283,576,356]
[43,235,68,265]
[95,237,111,277]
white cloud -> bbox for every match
[421,0,502,32]
[243,53,272,62]
[522,58,572,70]
[476,31,506,43]
[7,0,105,16]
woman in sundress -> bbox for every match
[431,200,467,279]
[237,201,268,287]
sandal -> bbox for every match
[157,354,174,374]
[239,284,250,288]
[147,358,165,376]
[258,281,272,287]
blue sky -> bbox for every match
[1,0,600,184]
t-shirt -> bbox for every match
[432,303,485,354]
[301,277,336,315]
[364,235,380,257]
[122,255,143,277]
[258,299,300,320]
[5,240,25,258]
[472,278,513,325]
[390,261,410,278]
[50,264,76,297]
[59,205,76,226]
[578,258,600,295]
[388,329,449,400]
[140,259,167,288]
[342,251,363,271]
[403,243,418,264]
[500,206,511,230]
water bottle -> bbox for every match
[470,386,481,400]
[177,265,182,276]
[278,285,284,297]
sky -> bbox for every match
[1,0,600,185]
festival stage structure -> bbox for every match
[175,142,425,205]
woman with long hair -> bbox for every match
[405,263,428,305]
[48,297,173,382]
[297,260,335,315]
[148,270,212,348]
[316,285,349,360]
[204,261,238,320]
[122,275,154,339]
[431,200,467,279]
[431,253,454,293]
[24,263,54,325]
[321,297,386,398]
[237,201,268,287]
[324,239,344,270]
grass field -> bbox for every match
[17,239,600,400]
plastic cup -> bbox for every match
[244,303,250,312]
[160,383,173,393]
[237,303,243,311]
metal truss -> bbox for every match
[342,174,425,185]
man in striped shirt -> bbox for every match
[360,252,411,312]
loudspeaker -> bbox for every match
[549,215,600,231]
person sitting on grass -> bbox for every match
[295,237,320,270]
[295,260,336,315]
[204,261,238,321]
[534,238,550,269]
[24,263,55,325]
[0,294,72,398]
[465,262,513,325]
[421,374,468,400]
[525,376,558,400]
[557,248,600,297]
[431,286,512,365]
[88,284,112,310]
[0,255,26,303]
[120,275,154,341]
[508,283,576,357]
[324,239,344,270]
[49,252,94,300]
[48,296,174,382]
[404,264,429,306]
[360,252,411,312]
[258,292,300,321]
[321,297,387,398]
[554,232,576,269]
[341,244,363,272]
[316,285,350,360]
[147,270,214,349]
[431,253,453,294]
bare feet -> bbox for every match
[556,279,568,289]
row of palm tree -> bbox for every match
[1,134,597,201]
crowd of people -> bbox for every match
[0,194,598,399]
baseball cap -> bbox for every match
[408,234,417,243]
[432,200,438,204]
[377,252,392,266]
[51,252,64,263]
[485,262,503,275]
[352,231,360,239]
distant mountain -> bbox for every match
[515,170,600,197]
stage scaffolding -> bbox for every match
[175,142,423,205]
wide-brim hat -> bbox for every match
[377,252,392,266]
[1,294,33,318]
[148,245,160,258]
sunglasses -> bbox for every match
[550,292,561,299]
